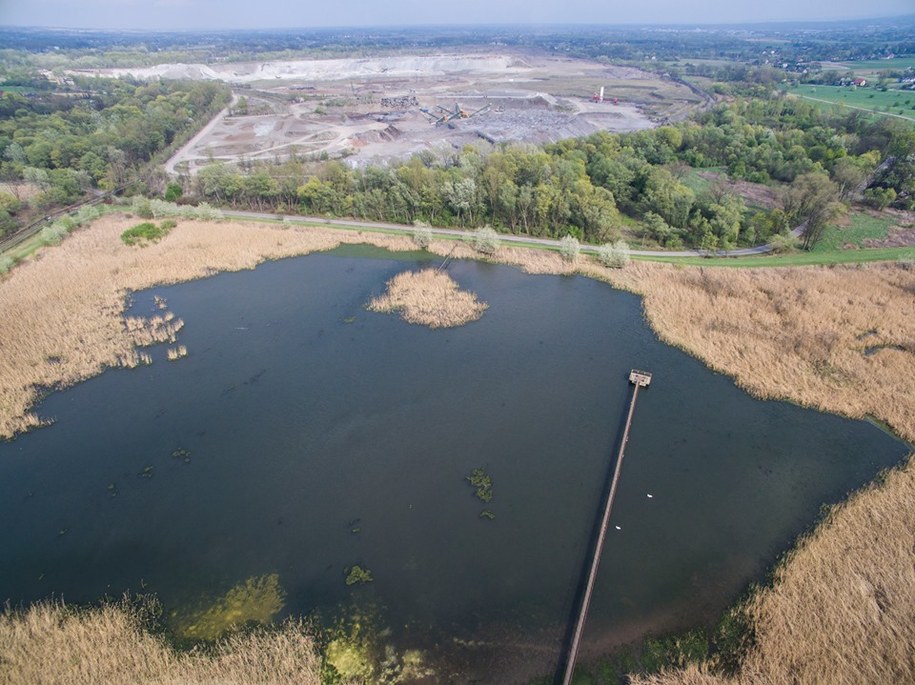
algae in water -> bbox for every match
[170,573,285,640]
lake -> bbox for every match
[0,247,907,682]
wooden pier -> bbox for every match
[560,369,652,685]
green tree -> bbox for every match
[831,158,868,201]
[709,194,746,250]
[863,187,896,210]
[471,226,500,255]
[783,172,843,250]
[164,182,183,203]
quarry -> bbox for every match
[73,53,704,173]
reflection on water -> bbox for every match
[0,249,907,682]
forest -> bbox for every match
[0,75,229,236]
[188,98,914,250]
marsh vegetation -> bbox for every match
[366,268,487,328]
[120,220,176,246]
[466,467,494,503]
[344,566,374,586]
[0,599,325,685]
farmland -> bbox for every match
[788,84,915,122]
[839,55,915,73]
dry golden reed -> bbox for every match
[166,345,188,361]
[613,262,915,444]
[367,268,488,328]
[0,599,328,685]
[434,247,915,685]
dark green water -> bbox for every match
[0,249,907,682]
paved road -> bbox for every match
[220,209,805,258]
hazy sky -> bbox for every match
[0,0,911,30]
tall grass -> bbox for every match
[367,269,488,328]
[0,599,328,685]
[573,256,915,685]
[446,244,915,684]
[613,262,915,444]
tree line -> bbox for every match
[189,97,914,250]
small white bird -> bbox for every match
[614,525,622,530]
[647,493,654,498]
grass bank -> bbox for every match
[636,245,915,267]
[1,214,913,684]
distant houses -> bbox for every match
[835,76,868,88]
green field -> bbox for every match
[636,246,915,268]
[790,84,915,122]
[812,212,897,253]
[679,167,719,195]
[635,211,907,267]
[839,56,915,73]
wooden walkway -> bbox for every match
[560,369,652,685]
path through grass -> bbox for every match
[789,85,915,122]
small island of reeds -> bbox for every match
[366,269,487,329]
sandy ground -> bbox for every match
[71,53,700,173]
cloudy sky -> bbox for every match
[0,0,911,30]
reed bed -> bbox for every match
[166,345,188,361]
[458,245,915,443]
[439,246,915,684]
[367,268,488,328]
[0,600,330,685]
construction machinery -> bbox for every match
[420,102,491,125]
[590,87,619,105]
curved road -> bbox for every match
[220,209,805,259]
[164,95,238,177]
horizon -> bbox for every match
[2,14,915,32]
[1,0,913,33]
